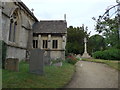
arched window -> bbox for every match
[9,10,18,42]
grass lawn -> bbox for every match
[82,58,120,71]
[2,61,75,88]
[0,69,2,89]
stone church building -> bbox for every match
[33,20,67,60]
[0,1,67,62]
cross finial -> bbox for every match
[31,8,34,13]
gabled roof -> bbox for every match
[12,0,38,21]
[18,1,38,21]
[33,20,67,34]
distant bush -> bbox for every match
[66,56,79,65]
[51,58,63,64]
[93,49,120,60]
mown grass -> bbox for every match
[0,69,2,89]
[2,61,75,88]
[82,58,120,71]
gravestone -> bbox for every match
[44,51,50,65]
[29,49,44,75]
[5,58,19,72]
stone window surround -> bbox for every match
[9,19,17,42]
[52,40,58,49]
[33,34,66,50]
[7,7,33,48]
[33,40,38,48]
[42,40,48,49]
[8,7,19,43]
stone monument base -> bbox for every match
[82,52,92,59]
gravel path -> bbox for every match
[66,61,119,88]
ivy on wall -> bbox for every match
[0,40,7,69]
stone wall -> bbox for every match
[2,12,10,43]
[2,2,37,61]
[50,50,65,60]
[0,2,2,41]
[0,2,2,70]
[40,35,63,49]
[6,46,26,60]
[51,36,63,49]
[34,34,66,50]
[33,34,66,60]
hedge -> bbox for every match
[93,49,120,60]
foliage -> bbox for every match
[82,58,120,71]
[2,61,75,88]
[66,25,90,55]
[95,16,120,49]
[88,34,106,55]
[66,55,79,65]
[93,48,120,60]
[51,58,63,64]
[0,40,7,69]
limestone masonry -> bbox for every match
[0,0,67,62]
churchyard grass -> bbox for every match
[82,58,120,71]
[0,69,2,89]
[2,61,75,88]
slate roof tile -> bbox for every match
[33,20,67,34]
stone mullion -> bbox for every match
[62,35,66,50]
[48,34,52,49]
[38,35,42,49]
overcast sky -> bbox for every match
[22,0,116,35]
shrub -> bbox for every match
[93,49,120,60]
[66,56,79,65]
[51,58,63,64]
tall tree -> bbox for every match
[95,16,120,49]
[66,25,90,55]
[88,34,105,55]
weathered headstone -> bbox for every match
[5,58,19,72]
[29,49,44,75]
[44,51,50,65]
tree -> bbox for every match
[95,16,120,49]
[66,25,90,55]
[88,34,105,55]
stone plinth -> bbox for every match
[82,52,92,59]
[82,37,92,59]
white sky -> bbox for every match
[22,0,116,35]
